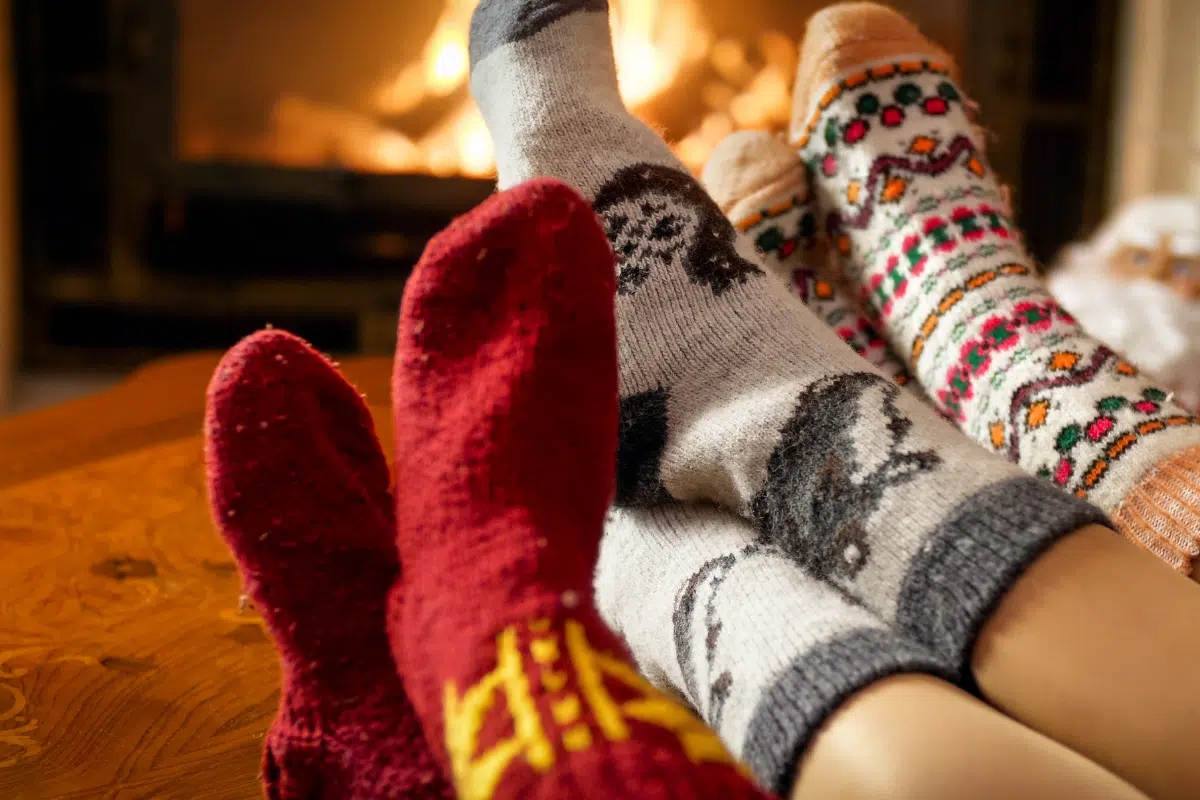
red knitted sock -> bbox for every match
[389,178,773,800]
[205,329,452,800]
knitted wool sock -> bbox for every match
[703,130,916,390]
[388,178,773,800]
[204,329,451,800]
[792,1,1200,571]
[470,0,1104,663]
[596,503,952,794]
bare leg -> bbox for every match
[792,674,1144,799]
[974,524,1200,799]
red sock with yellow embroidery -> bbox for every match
[388,178,774,800]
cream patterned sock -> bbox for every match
[791,1,1200,571]
[469,0,1107,776]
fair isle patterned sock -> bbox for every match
[703,130,918,391]
[791,1,1200,572]
[595,503,951,794]
[470,0,1104,672]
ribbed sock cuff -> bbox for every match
[897,476,1108,673]
[742,628,953,794]
[1113,444,1200,573]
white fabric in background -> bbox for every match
[1050,195,1200,411]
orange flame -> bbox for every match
[186,0,797,179]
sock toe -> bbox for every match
[205,328,397,657]
[206,329,394,551]
[394,177,618,550]
[469,0,607,64]
[399,177,606,329]
[703,131,808,222]
[791,1,957,148]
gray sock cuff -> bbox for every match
[897,476,1109,672]
[742,628,953,795]
[470,0,608,65]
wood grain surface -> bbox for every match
[0,352,395,799]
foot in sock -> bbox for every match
[388,178,774,800]
[703,130,918,391]
[204,329,451,799]
[791,1,1200,571]
[470,0,1104,662]
[597,503,953,794]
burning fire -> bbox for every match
[185,0,797,179]
[611,0,708,107]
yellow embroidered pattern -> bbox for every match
[443,617,745,800]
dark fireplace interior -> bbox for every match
[14,0,1116,370]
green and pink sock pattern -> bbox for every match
[796,59,1200,513]
[734,196,914,389]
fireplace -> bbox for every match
[14,0,1117,369]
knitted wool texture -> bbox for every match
[703,129,917,390]
[791,1,1200,571]
[204,329,452,800]
[595,503,952,792]
[387,177,776,800]
[470,0,1106,791]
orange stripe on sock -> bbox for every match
[920,313,939,338]
[1107,432,1139,459]
[1136,421,1165,437]
[819,84,842,108]
[735,212,763,232]
[844,70,870,88]
[938,288,964,314]
[966,270,996,290]
[1083,459,1109,488]
[767,198,794,215]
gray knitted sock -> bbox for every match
[596,503,951,794]
[469,0,1105,672]
[702,129,919,393]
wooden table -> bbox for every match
[0,352,394,799]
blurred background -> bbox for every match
[0,0,1193,413]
